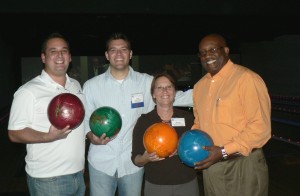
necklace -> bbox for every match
[158,108,173,125]
[161,119,171,125]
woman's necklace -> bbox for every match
[159,111,173,125]
[161,119,171,125]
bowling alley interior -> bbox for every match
[1,1,300,196]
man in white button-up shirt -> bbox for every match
[8,33,86,196]
[83,33,193,196]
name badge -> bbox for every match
[171,118,185,127]
[131,93,144,108]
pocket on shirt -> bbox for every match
[213,98,232,124]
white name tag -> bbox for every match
[171,118,185,127]
[131,93,144,108]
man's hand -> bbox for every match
[46,125,72,142]
[194,146,223,170]
[87,131,111,145]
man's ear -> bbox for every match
[41,53,46,63]
[224,47,230,56]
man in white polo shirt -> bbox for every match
[8,33,86,196]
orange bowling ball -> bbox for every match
[143,122,178,158]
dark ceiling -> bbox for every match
[1,0,300,56]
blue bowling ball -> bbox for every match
[178,130,214,167]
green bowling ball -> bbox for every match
[89,106,122,138]
[89,106,122,137]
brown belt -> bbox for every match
[221,148,259,162]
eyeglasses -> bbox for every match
[155,85,174,92]
[198,47,224,57]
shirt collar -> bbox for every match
[104,65,134,81]
[40,69,72,87]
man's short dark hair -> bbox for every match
[106,33,131,51]
[41,32,70,54]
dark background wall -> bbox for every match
[0,36,20,109]
[240,36,300,96]
[1,0,300,109]
[1,0,299,15]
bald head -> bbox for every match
[199,34,227,48]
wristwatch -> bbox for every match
[221,146,228,160]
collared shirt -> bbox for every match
[8,70,85,177]
[192,60,271,156]
[83,66,193,178]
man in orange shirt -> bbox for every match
[192,33,271,196]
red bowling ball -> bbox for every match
[47,93,85,129]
